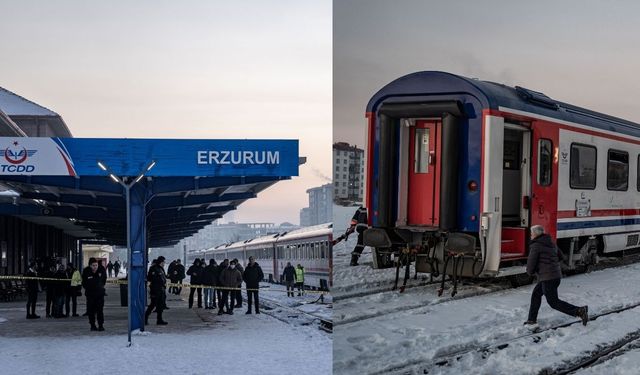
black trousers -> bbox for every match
[86,295,105,327]
[145,290,166,322]
[219,290,232,313]
[285,281,294,297]
[26,289,38,316]
[234,288,242,307]
[53,295,64,317]
[176,279,183,295]
[528,278,579,321]
[45,289,53,316]
[65,292,77,316]
[247,290,259,313]
[353,230,365,255]
[188,287,202,308]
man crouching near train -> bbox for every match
[524,225,589,326]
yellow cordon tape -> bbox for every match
[0,275,330,295]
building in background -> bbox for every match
[299,183,332,226]
[333,142,364,204]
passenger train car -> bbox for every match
[363,71,640,280]
[188,223,332,289]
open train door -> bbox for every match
[407,120,441,226]
[530,120,559,240]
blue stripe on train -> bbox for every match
[557,218,640,230]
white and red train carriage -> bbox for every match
[189,223,333,289]
[363,71,640,285]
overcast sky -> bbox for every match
[0,0,331,225]
[334,0,640,148]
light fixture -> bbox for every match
[146,160,156,171]
[109,174,120,183]
[97,161,107,171]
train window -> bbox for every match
[570,144,597,190]
[607,149,628,191]
[538,139,552,186]
[414,128,430,173]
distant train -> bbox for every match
[187,223,333,289]
[363,71,640,284]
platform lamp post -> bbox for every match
[97,160,156,346]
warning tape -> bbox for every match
[0,275,330,295]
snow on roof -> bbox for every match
[0,86,59,117]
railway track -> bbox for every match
[259,294,333,333]
[335,279,511,326]
[377,301,640,375]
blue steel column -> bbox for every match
[128,183,147,332]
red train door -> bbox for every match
[530,120,559,240]
[407,120,441,226]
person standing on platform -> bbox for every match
[66,264,81,317]
[82,258,106,331]
[187,259,203,308]
[295,264,305,296]
[52,264,67,318]
[167,260,177,294]
[145,256,168,325]
[202,259,218,309]
[218,259,242,315]
[232,259,244,308]
[106,261,114,278]
[44,264,56,318]
[25,262,40,319]
[215,259,226,307]
[113,261,121,278]
[174,259,185,295]
[243,256,264,314]
[283,262,296,297]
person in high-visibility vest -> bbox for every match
[295,264,305,296]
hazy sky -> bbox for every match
[0,0,331,225]
[334,0,640,148]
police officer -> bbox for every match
[295,264,305,296]
[82,258,106,331]
[145,256,168,325]
[349,206,368,266]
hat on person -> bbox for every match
[157,256,166,263]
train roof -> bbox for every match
[276,222,332,243]
[366,71,640,139]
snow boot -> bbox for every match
[90,325,98,331]
[350,254,360,266]
[577,306,589,326]
[98,325,105,331]
[523,320,537,325]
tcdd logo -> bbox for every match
[1,141,37,173]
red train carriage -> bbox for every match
[364,71,640,286]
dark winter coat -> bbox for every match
[187,264,202,285]
[201,264,218,286]
[97,265,107,285]
[219,267,242,288]
[25,268,39,292]
[167,261,176,280]
[526,234,564,282]
[82,267,106,298]
[147,264,167,297]
[106,262,113,271]
[282,265,296,282]
[243,262,264,289]
[174,264,185,280]
[113,262,121,273]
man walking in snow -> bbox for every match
[524,225,589,326]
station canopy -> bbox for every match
[0,137,300,247]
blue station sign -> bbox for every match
[0,137,298,177]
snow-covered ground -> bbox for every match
[0,281,331,375]
[332,204,640,374]
[0,317,330,375]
